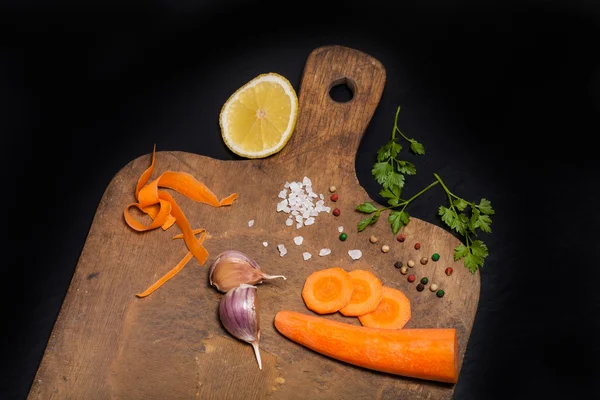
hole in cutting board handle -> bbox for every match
[329,77,355,103]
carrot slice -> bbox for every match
[123,145,238,297]
[301,267,354,314]
[339,270,384,317]
[136,230,206,298]
[358,286,411,329]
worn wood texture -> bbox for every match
[28,45,480,400]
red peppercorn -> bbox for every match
[333,208,341,216]
[407,274,416,283]
[330,194,339,202]
[445,267,453,276]
[414,242,421,250]
[397,233,406,242]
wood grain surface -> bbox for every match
[28,45,480,400]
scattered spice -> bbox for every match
[277,244,287,257]
[400,266,408,275]
[432,253,440,261]
[430,283,439,292]
[330,194,339,202]
[445,267,453,276]
[397,233,406,242]
[348,250,363,260]
[339,233,348,241]
[262,242,268,247]
[407,259,415,268]
[381,244,390,253]
[333,208,341,216]
[329,185,337,193]
[436,289,445,298]
[416,283,425,292]
[319,248,332,256]
[248,220,255,227]
[293,236,304,245]
[414,243,421,250]
[277,177,330,229]
[369,235,378,244]
[394,261,403,269]
[338,226,344,232]
[407,274,416,283]
[420,277,429,285]
[420,257,428,265]
[303,252,312,261]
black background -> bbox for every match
[2,1,600,399]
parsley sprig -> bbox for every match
[356,106,495,273]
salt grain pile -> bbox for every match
[276,177,331,229]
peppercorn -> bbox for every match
[420,277,428,285]
[407,274,416,283]
[330,193,338,202]
[430,283,439,292]
[432,253,440,262]
[329,185,337,193]
[333,208,341,216]
[414,242,421,250]
[400,266,408,275]
[420,257,428,265]
[381,244,390,253]
[369,235,378,244]
[339,233,347,241]
[416,283,425,292]
[407,259,415,268]
[445,267,453,276]
[397,233,406,242]
[394,261,403,269]
[436,289,445,298]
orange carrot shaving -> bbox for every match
[123,145,238,297]
[172,228,205,240]
[339,269,384,317]
[301,267,354,314]
[136,230,206,298]
[358,286,411,329]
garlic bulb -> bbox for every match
[209,250,286,292]
[219,284,262,369]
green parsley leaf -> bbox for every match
[372,162,393,186]
[453,198,468,211]
[356,202,378,214]
[396,160,417,175]
[477,198,495,215]
[470,240,489,259]
[409,140,425,155]
[454,244,469,260]
[357,212,380,231]
[377,141,402,162]
[464,252,484,273]
[387,197,400,206]
[386,171,405,189]
[389,210,410,234]
[439,206,455,228]
[476,214,492,233]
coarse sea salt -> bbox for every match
[338,226,344,233]
[294,236,304,245]
[276,177,330,229]
[303,252,312,261]
[348,250,362,260]
[263,242,268,247]
[278,244,287,257]
[248,220,254,227]
[319,248,331,256]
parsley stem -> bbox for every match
[391,106,401,141]
[380,180,439,212]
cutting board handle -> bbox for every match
[275,45,387,169]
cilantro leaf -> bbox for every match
[372,162,393,186]
[454,244,469,261]
[477,198,495,215]
[409,140,425,155]
[389,210,410,234]
[396,160,417,175]
[453,198,468,211]
[356,202,378,214]
[357,212,380,231]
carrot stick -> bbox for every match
[358,286,411,330]
[274,310,459,384]
[136,230,206,298]
[339,269,384,317]
[301,267,354,314]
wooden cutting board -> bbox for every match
[28,45,479,400]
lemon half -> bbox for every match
[219,72,298,158]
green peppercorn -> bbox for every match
[420,277,428,285]
[432,253,440,261]
[416,283,425,292]
[339,233,348,241]
[436,289,445,298]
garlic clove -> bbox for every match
[209,250,286,292]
